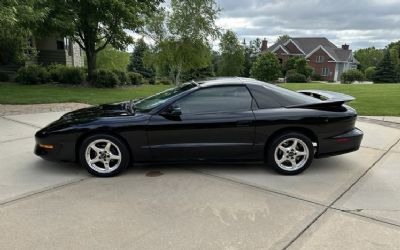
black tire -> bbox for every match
[267,132,314,175]
[79,134,130,177]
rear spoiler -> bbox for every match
[288,89,355,108]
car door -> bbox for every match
[146,85,257,161]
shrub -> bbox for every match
[112,69,128,85]
[286,69,297,77]
[16,65,50,84]
[311,73,324,81]
[127,72,143,85]
[148,78,156,85]
[48,65,84,84]
[341,69,364,84]
[0,72,10,82]
[286,73,307,83]
[94,69,119,88]
[250,52,281,82]
[365,67,376,81]
[156,77,172,85]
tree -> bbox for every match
[388,41,400,79]
[354,47,384,71]
[242,38,262,77]
[96,46,130,71]
[145,0,220,84]
[41,0,162,83]
[250,53,281,82]
[365,66,376,81]
[218,30,244,76]
[276,34,290,44]
[127,38,154,79]
[0,0,47,65]
[283,56,312,78]
[372,51,398,83]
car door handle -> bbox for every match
[236,120,252,127]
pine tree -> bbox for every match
[127,38,154,79]
[372,51,398,83]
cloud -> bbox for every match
[216,0,400,49]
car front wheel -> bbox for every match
[79,134,130,177]
[267,132,314,175]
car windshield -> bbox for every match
[134,82,198,112]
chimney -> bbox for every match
[261,39,268,52]
[342,44,349,50]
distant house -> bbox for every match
[263,37,359,82]
[29,35,84,67]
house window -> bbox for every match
[316,56,324,63]
[56,40,65,50]
[321,68,329,76]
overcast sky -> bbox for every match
[216,0,400,50]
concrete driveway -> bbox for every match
[1,111,400,249]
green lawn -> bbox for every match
[280,83,400,116]
[0,82,399,116]
[0,83,171,105]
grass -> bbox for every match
[0,83,171,105]
[0,82,399,116]
[280,83,400,116]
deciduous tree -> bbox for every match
[354,47,384,71]
[218,30,244,76]
[250,53,281,82]
[145,0,220,84]
[42,0,162,83]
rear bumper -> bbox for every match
[316,128,363,158]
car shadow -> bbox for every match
[124,156,351,177]
[30,158,87,176]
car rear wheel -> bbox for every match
[267,132,314,175]
[79,134,130,177]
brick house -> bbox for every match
[264,37,359,82]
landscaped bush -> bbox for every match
[365,67,376,81]
[15,65,50,84]
[48,64,84,85]
[0,72,10,82]
[341,69,364,84]
[156,77,173,85]
[94,69,119,88]
[112,69,128,85]
[311,73,324,81]
[286,73,307,83]
[127,72,143,85]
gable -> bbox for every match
[274,47,287,54]
[306,47,335,62]
[285,42,302,54]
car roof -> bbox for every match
[196,77,267,87]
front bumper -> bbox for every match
[316,128,363,158]
[34,131,77,162]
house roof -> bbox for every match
[269,37,355,63]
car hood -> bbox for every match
[61,101,132,120]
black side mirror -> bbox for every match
[161,105,182,117]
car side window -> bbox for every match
[175,86,253,114]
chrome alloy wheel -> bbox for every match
[274,138,309,171]
[85,139,122,174]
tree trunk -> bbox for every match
[86,50,96,84]
[174,62,182,85]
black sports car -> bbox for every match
[35,77,363,177]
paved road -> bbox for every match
[1,112,400,249]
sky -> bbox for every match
[216,0,400,50]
